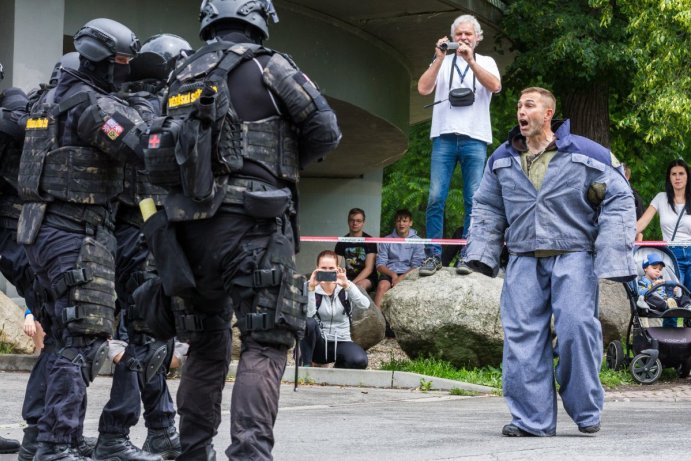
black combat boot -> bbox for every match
[18,424,38,460]
[92,433,162,461]
[142,426,181,459]
[74,435,97,458]
[0,434,20,454]
[33,441,91,460]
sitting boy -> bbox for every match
[638,253,691,327]
[373,209,425,308]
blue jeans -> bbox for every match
[425,133,487,258]
[668,246,691,327]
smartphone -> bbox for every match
[316,271,337,282]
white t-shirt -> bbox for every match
[650,192,691,241]
[429,53,500,143]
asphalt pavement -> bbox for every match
[1,370,691,461]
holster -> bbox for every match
[140,209,196,297]
[134,276,176,341]
[237,224,307,347]
[243,187,291,219]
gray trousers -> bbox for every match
[501,252,603,436]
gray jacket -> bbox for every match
[465,119,637,282]
[307,283,370,342]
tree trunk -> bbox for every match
[561,83,610,148]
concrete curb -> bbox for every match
[0,354,498,394]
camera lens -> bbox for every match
[439,42,448,51]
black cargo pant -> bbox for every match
[174,211,291,460]
[22,224,95,444]
[98,220,176,435]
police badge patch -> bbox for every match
[102,117,124,140]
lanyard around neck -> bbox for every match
[449,54,475,93]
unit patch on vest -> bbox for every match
[102,117,124,140]
[26,118,49,130]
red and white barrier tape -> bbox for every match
[299,236,687,247]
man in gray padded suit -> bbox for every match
[136,0,341,459]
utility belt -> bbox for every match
[44,202,114,234]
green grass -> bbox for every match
[0,342,15,354]
[379,355,668,392]
[380,356,503,389]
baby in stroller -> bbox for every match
[638,253,691,327]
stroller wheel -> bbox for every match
[606,340,625,370]
[677,357,691,378]
[630,353,662,384]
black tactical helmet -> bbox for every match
[49,52,81,85]
[130,34,192,81]
[73,18,140,63]
[199,0,279,41]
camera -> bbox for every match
[316,271,337,282]
[438,42,459,52]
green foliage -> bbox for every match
[0,342,15,354]
[593,0,691,147]
[449,387,483,397]
[599,363,635,388]
[498,0,632,94]
[419,377,432,392]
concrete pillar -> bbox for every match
[3,0,64,91]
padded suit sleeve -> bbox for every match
[262,53,342,168]
[463,160,508,277]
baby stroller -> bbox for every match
[606,245,691,384]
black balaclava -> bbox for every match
[78,56,129,91]
[212,20,263,45]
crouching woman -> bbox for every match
[300,250,370,369]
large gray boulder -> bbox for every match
[382,269,631,368]
[350,290,385,350]
[0,291,34,354]
[382,268,504,368]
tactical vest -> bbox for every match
[18,92,124,205]
[157,42,299,187]
[119,162,167,208]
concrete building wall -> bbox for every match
[296,169,383,273]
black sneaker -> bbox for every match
[455,260,473,275]
[501,424,536,437]
[419,256,442,276]
[578,423,601,434]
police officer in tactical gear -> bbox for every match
[16,18,148,461]
[140,0,341,459]
[17,52,99,461]
[0,61,23,457]
[93,34,192,461]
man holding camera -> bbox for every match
[417,14,501,276]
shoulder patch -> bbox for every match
[610,152,621,168]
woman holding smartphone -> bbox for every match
[300,250,371,369]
